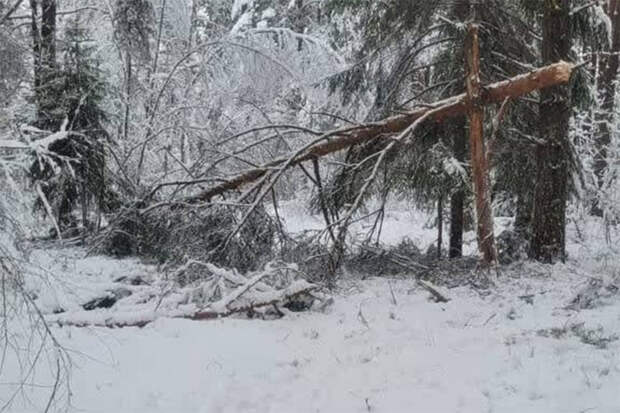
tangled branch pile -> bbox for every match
[94,204,276,274]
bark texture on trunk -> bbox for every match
[593,0,620,215]
[465,24,496,265]
[530,0,571,262]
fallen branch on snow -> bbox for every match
[51,262,321,328]
[417,279,450,303]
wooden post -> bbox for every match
[465,24,497,265]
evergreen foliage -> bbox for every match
[30,19,107,230]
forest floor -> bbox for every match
[3,202,620,413]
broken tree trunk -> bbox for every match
[179,61,574,205]
[465,24,497,265]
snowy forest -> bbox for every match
[1,0,620,411]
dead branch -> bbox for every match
[53,281,318,328]
[0,0,24,26]
[191,280,318,320]
[417,279,450,303]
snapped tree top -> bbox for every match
[180,61,574,205]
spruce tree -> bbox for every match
[30,17,107,232]
[530,0,572,262]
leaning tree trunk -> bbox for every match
[593,0,620,216]
[530,0,571,263]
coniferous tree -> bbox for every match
[323,0,540,258]
[530,0,572,262]
[30,17,108,231]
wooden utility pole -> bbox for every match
[465,24,497,265]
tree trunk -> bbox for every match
[123,51,132,141]
[188,0,198,47]
[447,0,470,259]
[593,0,620,216]
[449,118,466,258]
[30,0,57,129]
[81,182,89,240]
[39,0,56,128]
[29,0,41,106]
[465,24,497,265]
[295,0,304,52]
[437,194,443,259]
[530,0,571,263]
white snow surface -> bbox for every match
[3,204,620,413]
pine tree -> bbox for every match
[30,17,108,231]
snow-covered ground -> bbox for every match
[2,203,620,413]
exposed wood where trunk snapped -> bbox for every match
[465,23,497,265]
[183,61,574,205]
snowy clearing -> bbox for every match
[3,207,620,413]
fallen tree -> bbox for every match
[172,61,574,205]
